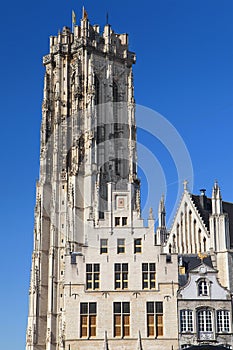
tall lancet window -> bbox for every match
[113,80,119,123]
[94,74,100,106]
[113,80,119,102]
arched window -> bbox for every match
[203,237,206,252]
[113,80,118,102]
[94,74,100,105]
[217,310,230,333]
[169,244,172,254]
[198,279,209,296]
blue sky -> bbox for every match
[0,0,232,348]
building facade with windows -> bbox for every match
[26,10,179,350]
[26,8,233,350]
[177,257,232,349]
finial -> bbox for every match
[183,179,188,191]
[72,10,76,25]
[82,6,88,20]
[149,207,154,220]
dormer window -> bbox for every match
[198,279,209,296]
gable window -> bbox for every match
[217,310,230,333]
[100,239,108,254]
[115,263,128,289]
[198,279,209,296]
[80,302,97,338]
[147,301,163,337]
[142,263,156,289]
[134,238,142,253]
[86,264,100,290]
[114,302,130,337]
[180,310,194,333]
[117,238,125,254]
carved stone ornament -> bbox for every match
[46,328,51,342]
[26,326,33,345]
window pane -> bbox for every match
[86,264,92,272]
[80,303,88,314]
[156,302,163,313]
[123,302,130,314]
[94,264,100,272]
[115,263,121,271]
[89,303,96,314]
[147,302,154,313]
[142,263,148,271]
[114,302,121,313]
[150,263,156,271]
[122,263,128,272]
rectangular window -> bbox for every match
[198,309,213,341]
[86,264,100,290]
[217,310,230,333]
[114,302,130,337]
[80,302,97,338]
[115,217,120,226]
[115,263,128,289]
[100,239,108,254]
[147,302,163,337]
[134,238,142,253]
[180,310,194,332]
[117,239,125,254]
[142,263,156,289]
[122,217,127,226]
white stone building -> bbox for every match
[26,9,179,350]
[26,8,233,350]
[177,256,232,349]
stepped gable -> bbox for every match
[191,193,233,247]
[191,194,212,230]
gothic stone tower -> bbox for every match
[26,10,179,350]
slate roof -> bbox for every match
[191,194,233,248]
[178,254,213,286]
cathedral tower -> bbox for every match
[26,10,178,350]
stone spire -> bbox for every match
[158,194,166,228]
[212,180,223,215]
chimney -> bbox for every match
[200,189,207,210]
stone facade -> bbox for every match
[26,9,233,350]
[26,10,179,350]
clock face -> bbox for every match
[118,197,125,208]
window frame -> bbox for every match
[134,238,142,253]
[142,263,156,289]
[114,263,128,289]
[217,310,230,333]
[80,302,97,338]
[180,309,194,333]
[100,239,108,254]
[146,301,163,337]
[86,263,100,290]
[117,238,125,254]
[113,302,130,338]
[197,279,209,296]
